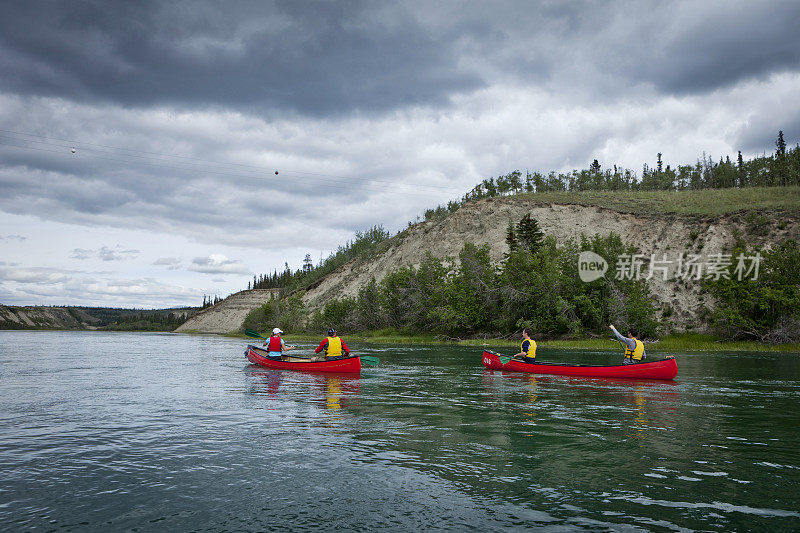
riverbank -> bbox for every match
[234,331,800,353]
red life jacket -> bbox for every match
[267,335,283,352]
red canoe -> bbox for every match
[245,344,361,373]
[482,350,677,380]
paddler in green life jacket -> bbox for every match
[512,327,537,363]
[609,324,645,365]
[314,328,350,360]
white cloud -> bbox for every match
[0,270,205,308]
[70,245,140,261]
[0,267,74,285]
[70,248,93,260]
[98,246,140,261]
[188,254,250,275]
[153,257,183,270]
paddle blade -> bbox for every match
[245,329,265,339]
[499,355,512,365]
[360,355,379,366]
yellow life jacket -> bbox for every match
[325,336,343,357]
[521,339,536,359]
[624,338,644,361]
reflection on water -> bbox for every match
[246,366,362,418]
[524,374,538,428]
[326,376,342,410]
[1,332,799,532]
[482,370,679,443]
[631,385,647,439]
[247,367,282,397]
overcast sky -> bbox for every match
[1,0,799,308]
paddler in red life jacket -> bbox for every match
[315,328,350,360]
[263,327,295,360]
[512,327,537,363]
[609,324,645,365]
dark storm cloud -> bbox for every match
[625,3,800,95]
[3,1,798,116]
[0,0,484,117]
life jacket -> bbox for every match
[624,338,644,361]
[325,336,343,357]
[267,335,283,352]
[521,339,536,359]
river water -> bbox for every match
[1,331,798,531]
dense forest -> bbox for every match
[97,310,189,331]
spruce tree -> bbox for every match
[776,130,788,186]
[516,214,544,254]
[505,220,517,255]
[737,151,745,187]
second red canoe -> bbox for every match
[481,350,677,380]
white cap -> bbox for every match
[272,327,283,335]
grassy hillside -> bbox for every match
[512,186,800,216]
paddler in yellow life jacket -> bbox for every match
[512,327,537,363]
[609,324,645,365]
[314,328,350,360]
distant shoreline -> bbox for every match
[6,327,797,353]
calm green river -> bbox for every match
[1,331,798,531]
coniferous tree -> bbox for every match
[505,220,517,255]
[516,214,544,254]
[775,130,788,186]
[737,151,745,187]
[777,130,787,156]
